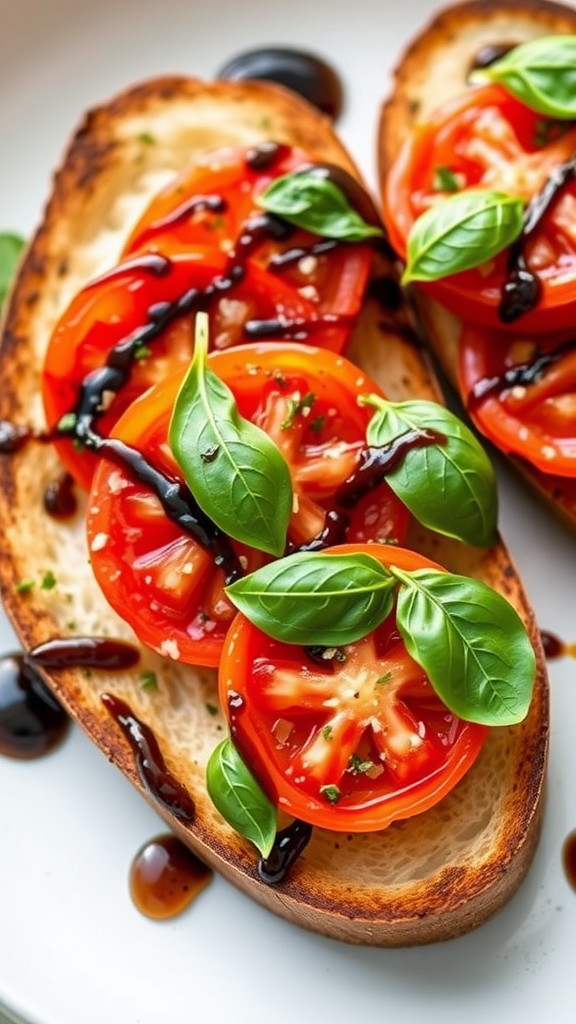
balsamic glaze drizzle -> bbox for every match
[469,334,576,408]
[500,152,576,323]
[85,431,243,585]
[336,428,446,507]
[288,508,350,554]
[101,692,196,823]
[258,819,313,884]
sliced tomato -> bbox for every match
[219,543,488,832]
[42,230,366,490]
[124,143,316,256]
[458,320,576,475]
[86,343,410,668]
[123,143,372,346]
[383,82,576,332]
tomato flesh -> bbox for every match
[43,144,373,490]
[383,83,576,332]
[219,544,488,832]
[86,345,409,667]
[458,320,576,475]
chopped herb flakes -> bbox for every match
[140,670,158,693]
[281,391,316,429]
[320,783,340,804]
[15,578,35,594]
[432,166,460,192]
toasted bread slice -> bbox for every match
[0,74,547,946]
[378,0,576,530]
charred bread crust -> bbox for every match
[379,0,576,531]
[0,73,548,946]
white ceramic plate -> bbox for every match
[1,0,575,1021]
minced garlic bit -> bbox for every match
[90,532,108,552]
[298,284,319,302]
[297,254,318,276]
[107,469,131,495]
[159,638,181,660]
[272,718,294,745]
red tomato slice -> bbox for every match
[219,543,488,832]
[383,83,576,332]
[42,235,363,490]
[123,143,372,338]
[458,320,576,475]
[86,343,410,668]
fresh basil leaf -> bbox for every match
[169,312,293,556]
[225,550,396,646]
[257,171,384,241]
[0,232,25,311]
[470,35,576,119]
[206,738,276,858]
[402,190,524,283]
[392,566,535,725]
[363,395,498,547]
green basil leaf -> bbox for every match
[225,550,396,646]
[470,35,576,119]
[402,189,524,283]
[257,171,384,241]
[206,738,276,857]
[392,566,535,725]
[0,232,25,311]
[169,312,293,556]
[363,395,498,547]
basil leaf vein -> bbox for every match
[402,189,524,283]
[364,395,498,547]
[206,738,276,857]
[392,566,535,725]
[225,550,396,646]
[169,312,293,556]
[257,171,384,241]
[470,35,576,119]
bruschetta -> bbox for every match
[0,73,547,946]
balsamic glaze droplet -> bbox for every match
[129,833,212,919]
[43,472,78,519]
[0,652,69,759]
[0,420,31,453]
[469,42,517,72]
[217,47,344,120]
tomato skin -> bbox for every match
[458,320,576,475]
[219,543,488,832]
[383,83,576,332]
[86,344,410,668]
